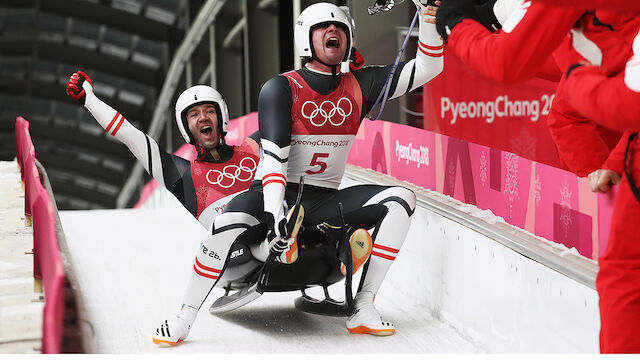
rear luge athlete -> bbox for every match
[66,71,260,230]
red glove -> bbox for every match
[66,70,93,104]
[350,48,365,71]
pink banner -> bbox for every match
[423,48,563,169]
[349,119,614,260]
[224,112,259,146]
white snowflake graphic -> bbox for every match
[479,151,487,188]
[447,160,456,192]
[510,127,537,160]
[559,175,573,237]
[503,152,520,218]
[535,174,541,207]
[193,166,202,176]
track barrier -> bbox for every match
[14,116,67,353]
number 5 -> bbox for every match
[306,153,329,175]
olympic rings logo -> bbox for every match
[205,157,257,188]
[301,97,353,127]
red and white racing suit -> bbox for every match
[180,15,444,311]
[82,89,260,231]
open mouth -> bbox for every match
[200,126,213,135]
[325,37,340,48]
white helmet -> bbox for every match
[174,85,229,144]
[294,3,353,67]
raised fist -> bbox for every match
[66,70,93,105]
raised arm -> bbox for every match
[387,1,444,99]
[439,0,582,85]
[66,71,190,197]
[357,1,444,115]
[546,77,618,177]
[562,33,640,132]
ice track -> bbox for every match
[59,207,481,353]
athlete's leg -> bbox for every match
[153,190,266,346]
[306,184,416,336]
[182,191,266,308]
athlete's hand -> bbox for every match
[66,70,93,105]
[588,169,621,193]
[266,213,288,258]
[349,48,365,71]
[436,0,477,42]
[413,0,440,24]
[266,212,298,264]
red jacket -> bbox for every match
[562,13,640,132]
[547,74,621,176]
[446,5,629,176]
[447,1,583,84]
[534,0,640,11]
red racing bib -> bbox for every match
[191,141,259,219]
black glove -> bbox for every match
[66,70,92,105]
[265,212,287,243]
[435,0,478,42]
[265,211,299,264]
[474,0,502,32]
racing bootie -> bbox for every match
[346,291,395,336]
[152,305,197,347]
[341,228,373,276]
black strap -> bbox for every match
[623,132,640,204]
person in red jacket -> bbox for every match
[437,0,640,352]
[438,0,583,84]
[436,0,621,176]
[535,0,640,11]
[562,11,640,133]
[562,22,640,352]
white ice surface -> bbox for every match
[59,208,482,353]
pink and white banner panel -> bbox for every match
[348,119,616,261]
